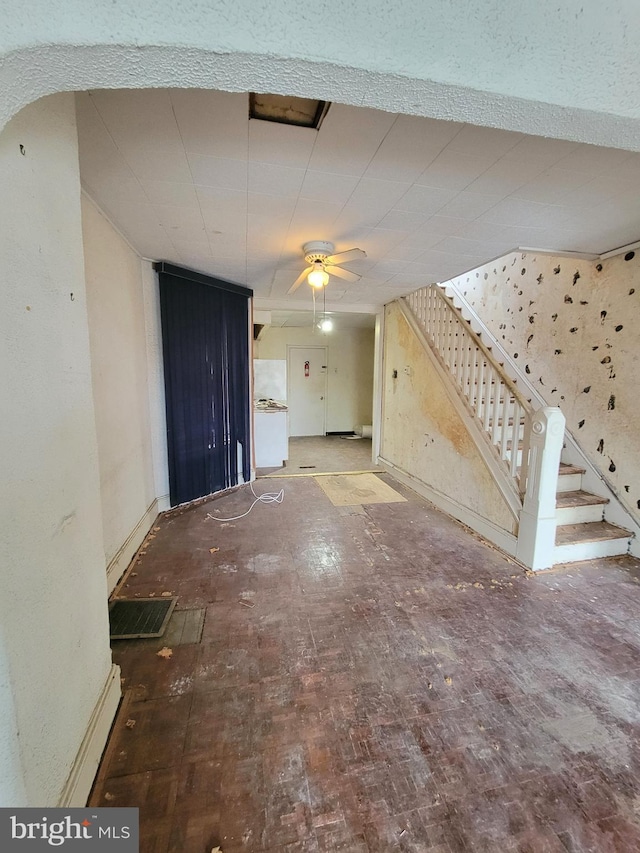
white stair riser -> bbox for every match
[555,503,606,525]
[556,473,583,493]
[554,537,630,564]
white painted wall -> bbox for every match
[141,261,170,510]
[2,2,640,150]
[255,326,374,432]
[0,94,114,805]
[82,195,159,587]
[380,302,516,536]
[444,250,640,529]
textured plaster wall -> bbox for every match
[0,94,113,804]
[446,250,640,526]
[381,302,516,534]
[82,195,156,566]
[255,326,375,432]
[1,2,640,150]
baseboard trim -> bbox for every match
[378,457,519,557]
[58,664,121,808]
[106,499,162,594]
[156,494,171,513]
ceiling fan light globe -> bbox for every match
[319,318,333,332]
[308,268,329,288]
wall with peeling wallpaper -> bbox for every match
[445,249,640,526]
[381,302,516,537]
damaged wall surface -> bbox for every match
[380,301,516,537]
[445,249,640,527]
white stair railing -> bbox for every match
[405,285,533,493]
[403,284,566,570]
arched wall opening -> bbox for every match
[2,5,640,804]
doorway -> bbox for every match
[287,346,328,437]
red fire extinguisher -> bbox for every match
[304,360,310,378]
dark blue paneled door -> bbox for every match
[157,263,252,506]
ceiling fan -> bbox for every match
[287,241,367,295]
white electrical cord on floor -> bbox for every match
[206,481,284,523]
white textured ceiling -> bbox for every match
[77,89,640,310]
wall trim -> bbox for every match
[106,499,161,594]
[372,310,385,464]
[156,494,171,513]
[378,457,519,557]
[57,664,121,808]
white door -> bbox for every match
[287,346,327,436]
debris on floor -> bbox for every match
[93,475,640,850]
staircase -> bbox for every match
[402,285,633,570]
[555,463,632,563]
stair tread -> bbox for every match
[490,418,526,426]
[556,490,609,508]
[558,462,586,475]
[556,521,632,546]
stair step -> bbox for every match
[489,417,526,426]
[556,490,609,524]
[556,520,630,546]
[556,462,584,493]
[558,462,586,476]
[556,491,609,509]
[554,521,632,564]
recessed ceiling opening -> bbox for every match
[249,93,330,129]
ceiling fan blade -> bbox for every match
[287,266,312,295]
[327,265,361,283]
[325,248,367,265]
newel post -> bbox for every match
[516,407,565,571]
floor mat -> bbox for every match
[108,598,177,639]
[315,472,407,506]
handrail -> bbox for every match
[404,284,534,494]
[439,280,547,411]
[403,282,567,571]
[435,288,532,413]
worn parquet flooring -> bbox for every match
[91,474,640,852]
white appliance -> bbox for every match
[253,359,288,468]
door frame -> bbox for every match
[286,344,328,437]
